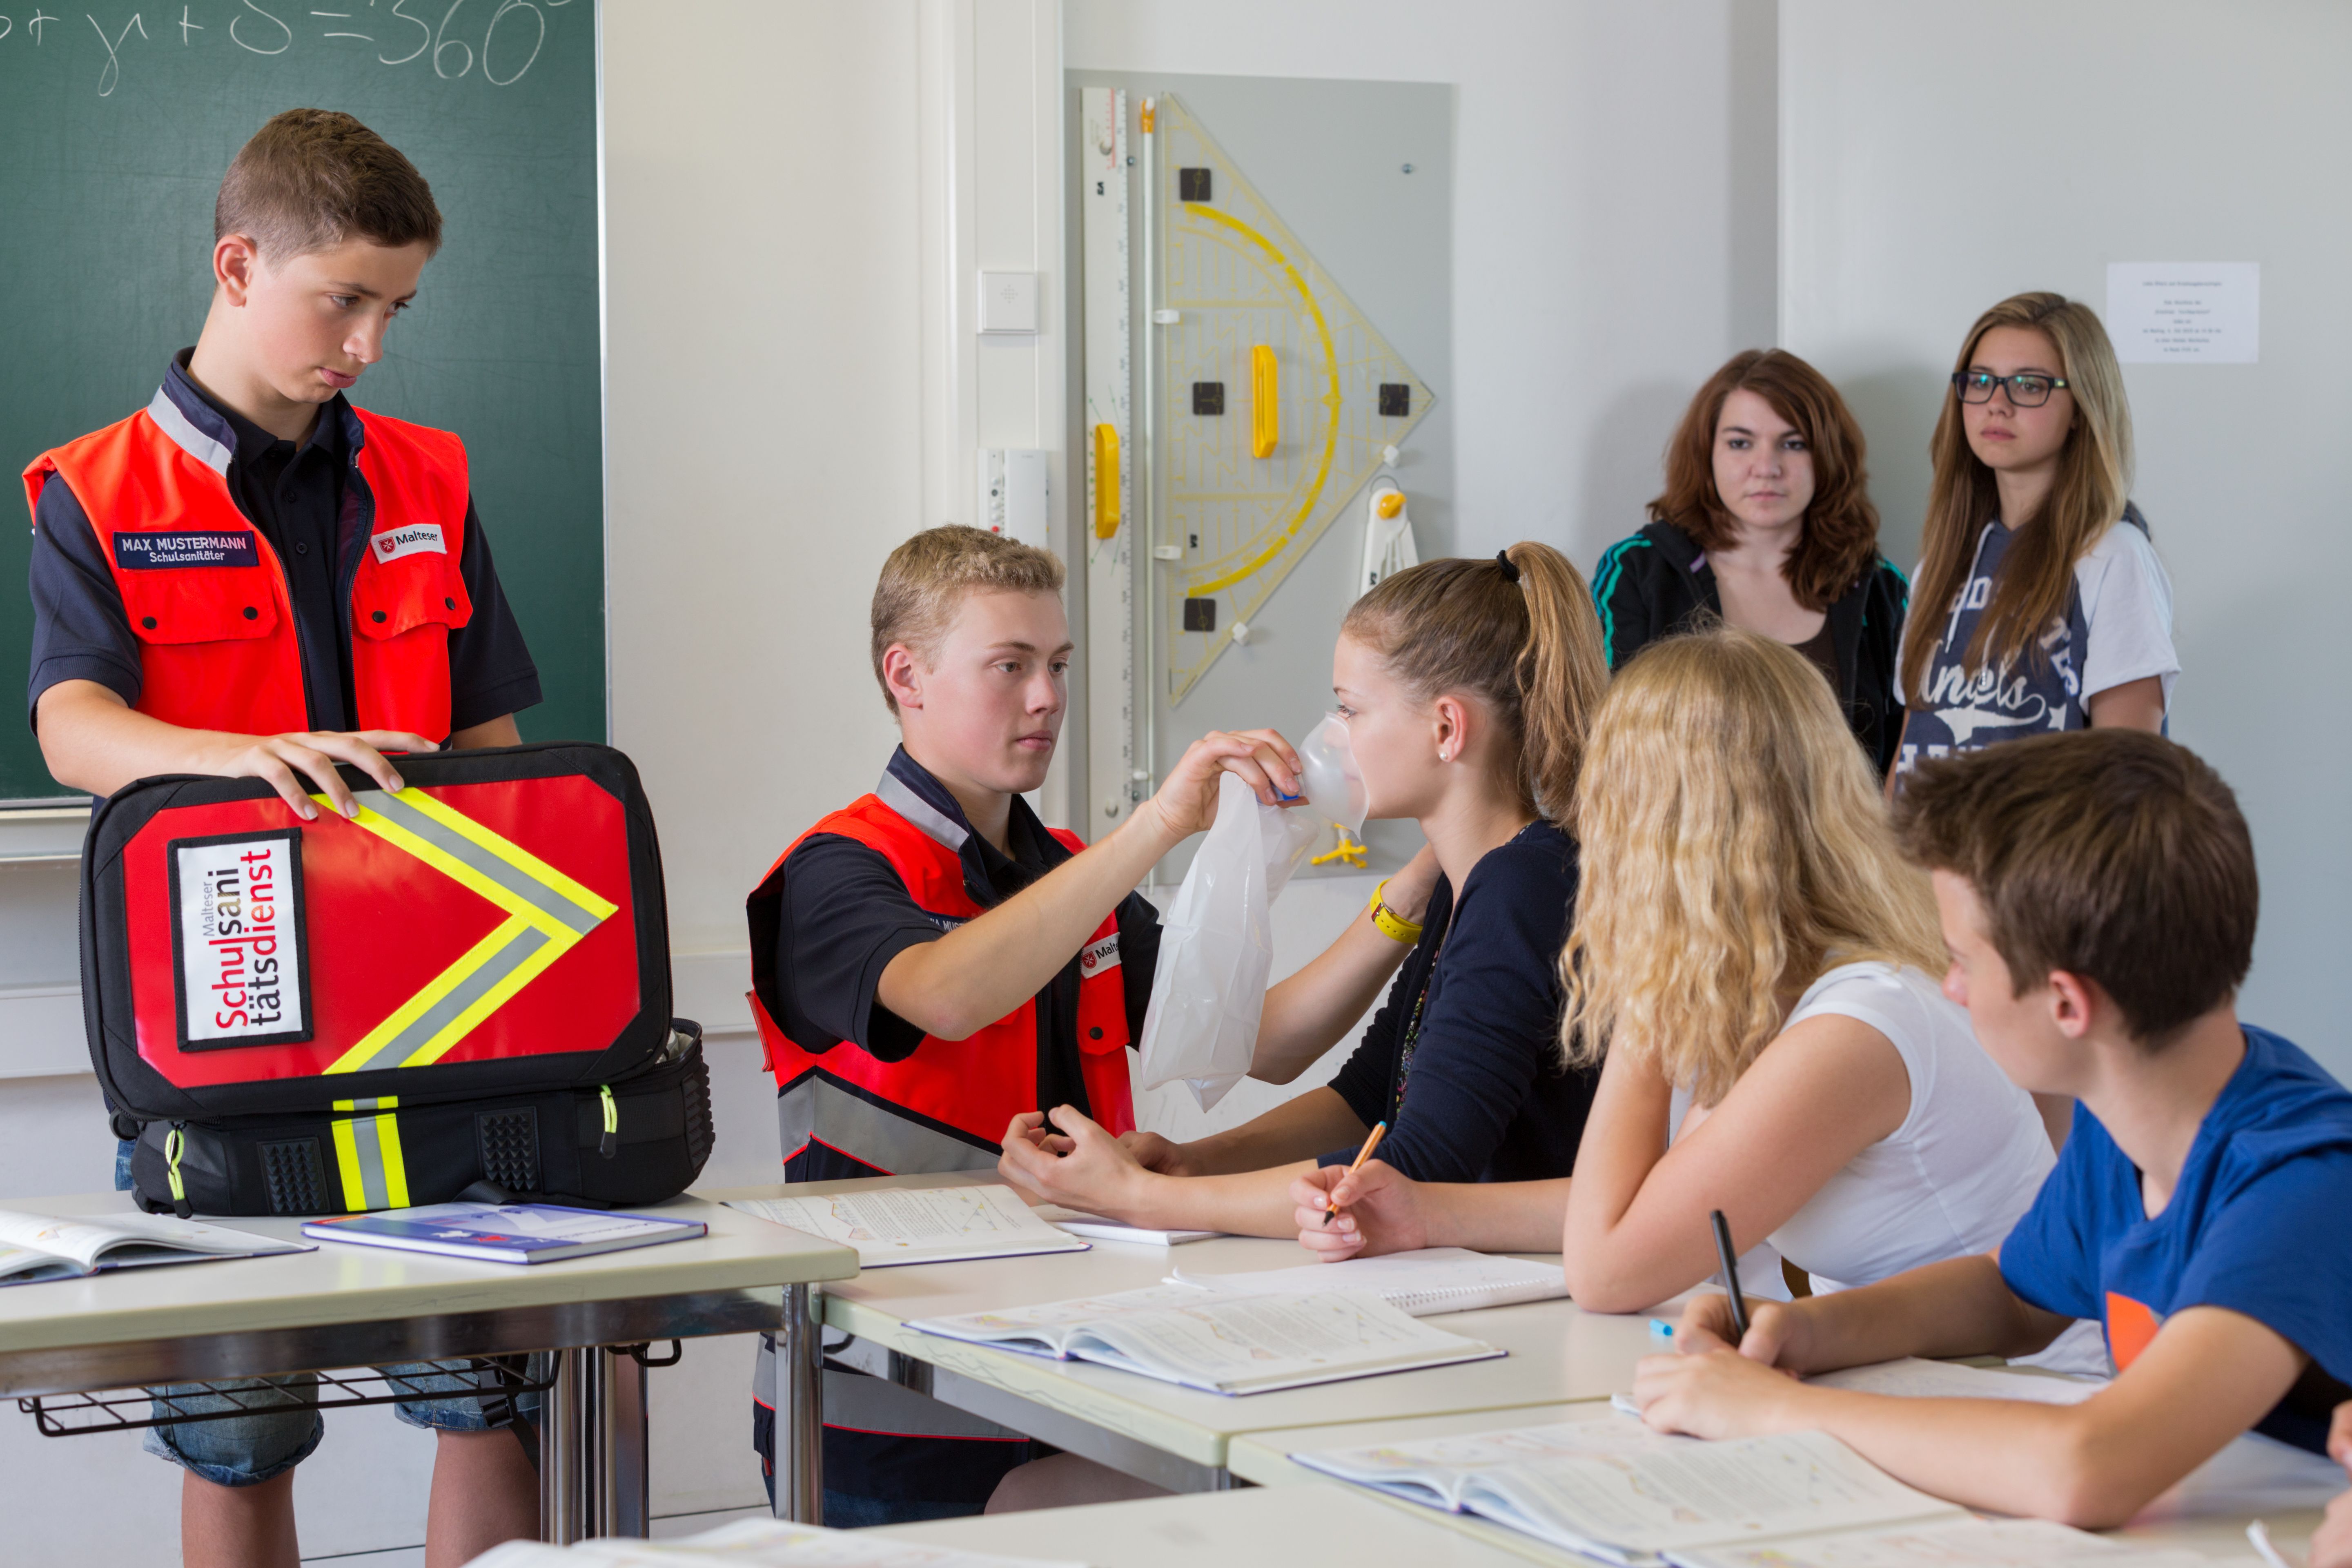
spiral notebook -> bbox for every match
[1171,1247,1566,1316]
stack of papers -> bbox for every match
[1031,1203,1221,1246]
[724,1185,1088,1268]
[911,1282,1503,1395]
[470,1517,1088,1567]
[1173,1246,1566,1316]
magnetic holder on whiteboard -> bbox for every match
[1183,598,1218,633]
[1192,382,1225,416]
[1179,167,1212,202]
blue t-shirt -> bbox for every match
[1999,1027,2352,1452]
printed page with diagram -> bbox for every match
[912,1283,1503,1394]
[726,1184,1089,1266]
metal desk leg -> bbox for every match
[775,1283,824,1524]
[540,1347,588,1543]
[608,1348,650,1537]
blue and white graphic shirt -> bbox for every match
[1895,511,2177,778]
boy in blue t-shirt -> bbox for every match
[1630,729,2352,1527]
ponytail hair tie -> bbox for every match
[1495,549,1521,584]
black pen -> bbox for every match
[1709,1208,1750,1343]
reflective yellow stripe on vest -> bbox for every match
[330,1097,410,1211]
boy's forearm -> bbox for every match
[1787,1255,2058,1372]
[39,681,222,796]
[1755,1384,2120,1524]
[878,802,1185,1038]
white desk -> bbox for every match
[0,1190,858,1543]
[1229,1399,2343,1565]
[873,1483,1556,1568]
[706,1173,1655,1498]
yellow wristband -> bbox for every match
[1369,878,1424,945]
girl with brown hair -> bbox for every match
[995,543,1610,1239]
[1891,293,2174,780]
[1594,349,1910,774]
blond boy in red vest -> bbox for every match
[24,111,542,1568]
[746,525,1297,1522]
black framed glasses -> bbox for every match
[1952,370,2069,407]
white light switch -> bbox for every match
[978,271,1041,334]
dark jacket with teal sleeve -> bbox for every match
[1592,520,1910,777]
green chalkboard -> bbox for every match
[0,0,603,802]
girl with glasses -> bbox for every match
[1891,293,2176,784]
[1593,350,1909,777]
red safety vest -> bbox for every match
[748,787,1135,1175]
[23,394,476,742]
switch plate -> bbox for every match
[978,271,1041,334]
[978,448,1050,548]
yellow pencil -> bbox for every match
[1323,1121,1389,1227]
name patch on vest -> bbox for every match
[370,523,446,564]
[113,531,259,570]
[1078,933,1122,976]
[168,829,313,1051]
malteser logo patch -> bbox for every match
[112,531,259,570]
[171,830,312,1049]
[1078,934,1122,976]
[370,523,446,564]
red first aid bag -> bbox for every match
[79,743,713,1216]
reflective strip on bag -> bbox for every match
[331,1097,410,1211]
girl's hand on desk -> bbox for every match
[1290,1160,1427,1259]
[1627,1342,1804,1441]
[996,1105,1152,1218]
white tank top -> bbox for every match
[1763,961,2053,1292]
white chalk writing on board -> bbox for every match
[0,0,576,97]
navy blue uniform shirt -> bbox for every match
[28,352,541,736]
[1321,820,1595,1183]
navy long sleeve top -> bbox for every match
[1319,820,1595,1183]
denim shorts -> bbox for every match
[143,1361,545,1487]
[112,1148,546,1485]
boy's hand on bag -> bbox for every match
[202,728,439,820]
[1144,729,1306,839]
[1290,1159,1426,1259]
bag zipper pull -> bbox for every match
[598,1085,618,1159]
[164,1123,193,1219]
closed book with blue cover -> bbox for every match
[303,1201,704,1263]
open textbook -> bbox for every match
[1292,1418,1972,1564]
[1173,1246,1567,1316]
[0,1207,309,1286]
[724,1184,1088,1267]
[1670,1517,2220,1568]
[910,1282,1503,1395]
[469,1515,1089,1567]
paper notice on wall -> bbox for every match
[2105,263,2259,363]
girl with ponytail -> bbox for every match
[995,542,1610,1240]
[1295,630,2081,1373]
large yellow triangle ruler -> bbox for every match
[1155,93,1434,703]
[307,787,617,1075]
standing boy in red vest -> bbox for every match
[24,110,543,1568]
[746,525,1295,1523]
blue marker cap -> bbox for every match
[1648,1318,1676,1344]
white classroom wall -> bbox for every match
[1778,0,2352,1074]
